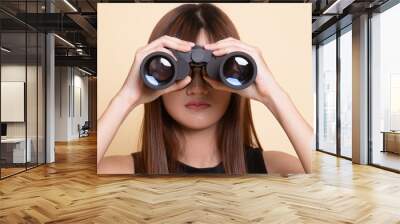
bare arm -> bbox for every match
[97,91,137,166]
[97,36,194,174]
[261,83,313,173]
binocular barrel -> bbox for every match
[139,45,257,90]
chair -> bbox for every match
[78,121,90,138]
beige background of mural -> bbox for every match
[97,3,313,159]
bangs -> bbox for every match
[148,4,240,44]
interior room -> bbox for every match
[0,0,399,223]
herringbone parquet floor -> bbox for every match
[1,134,400,224]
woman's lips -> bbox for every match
[185,101,211,110]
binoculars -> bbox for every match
[139,45,257,90]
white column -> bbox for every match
[45,1,56,163]
[352,14,369,164]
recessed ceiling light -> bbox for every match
[54,34,75,48]
[63,0,78,12]
[77,67,93,76]
[322,0,355,15]
[1,47,11,53]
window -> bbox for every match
[370,2,400,171]
[0,1,47,179]
[317,36,337,154]
[339,27,352,158]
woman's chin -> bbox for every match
[178,118,218,131]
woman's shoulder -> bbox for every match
[261,150,305,174]
[97,155,134,174]
[245,146,267,174]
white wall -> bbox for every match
[54,67,89,141]
[1,65,39,138]
[72,73,89,138]
[55,66,69,141]
[1,65,26,134]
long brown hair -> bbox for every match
[136,3,262,175]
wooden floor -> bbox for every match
[372,150,400,171]
[1,135,400,223]
[0,167,26,178]
[1,163,45,178]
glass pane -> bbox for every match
[26,0,39,170]
[371,3,400,171]
[318,37,337,154]
[1,31,27,177]
[27,31,38,169]
[340,28,352,158]
[0,1,46,178]
[38,32,45,165]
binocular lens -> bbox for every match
[140,46,257,90]
[143,56,175,87]
[222,56,254,87]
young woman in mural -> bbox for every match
[97,3,313,175]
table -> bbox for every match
[381,131,400,154]
[1,138,32,163]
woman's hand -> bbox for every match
[118,35,195,108]
[203,37,283,105]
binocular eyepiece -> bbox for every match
[139,45,257,90]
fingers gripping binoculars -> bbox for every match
[139,45,257,90]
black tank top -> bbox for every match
[131,147,267,174]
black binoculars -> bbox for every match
[139,45,257,90]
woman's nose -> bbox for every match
[186,70,209,96]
